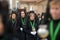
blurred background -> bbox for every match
[0,0,48,15]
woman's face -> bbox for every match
[12,13,16,19]
[21,11,25,18]
[30,13,35,20]
[50,4,60,20]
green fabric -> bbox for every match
[30,21,35,29]
[21,18,26,25]
[11,19,16,24]
[50,20,60,40]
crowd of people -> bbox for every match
[0,0,60,40]
[0,9,41,40]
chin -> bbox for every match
[22,17,24,18]
[53,18,59,20]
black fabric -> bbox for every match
[7,19,20,40]
[25,18,39,40]
[47,19,60,40]
[18,16,27,40]
[0,34,9,40]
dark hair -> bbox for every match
[28,11,38,21]
[29,11,35,14]
[41,0,52,24]
[11,11,17,19]
[11,11,17,15]
[45,0,52,20]
[19,9,27,17]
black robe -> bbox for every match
[18,17,27,40]
[47,20,60,40]
[0,34,9,40]
[25,19,39,40]
[7,19,20,40]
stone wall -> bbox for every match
[19,0,48,14]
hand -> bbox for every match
[31,31,36,35]
[20,28,23,31]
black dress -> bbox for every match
[7,19,20,40]
[18,17,27,40]
[25,19,39,40]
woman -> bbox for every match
[8,12,20,40]
[18,9,27,40]
[26,11,39,40]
